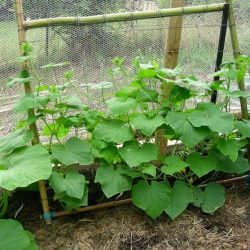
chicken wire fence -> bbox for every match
[0,0,249,136]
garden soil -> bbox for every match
[8,184,250,250]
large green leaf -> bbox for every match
[141,163,157,177]
[192,186,204,207]
[135,88,158,103]
[138,65,156,78]
[43,123,69,138]
[14,94,37,113]
[0,219,38,250]
[201,183,225,214]
[82,109,105,130]
[156,67,180,79]
[64,172,86,199]
[219,88,250,98]
[7,77,32,87]
[166,112,209,148]
[118,165,143,179]
[0,129,33,154]
[106,97,138,115]
[191,184,225,214]
[98,145,121,164]
[116,86,138,98]
[91,139,109,151]
[188,103,234,134]
[180,76,211,90]
[165,181,193,219]
[161,155,188,175]
[211,150,250,174]
[24,231,39,250]
[49,171,86,199]
[0,145,52,190]
[92,120,133,144]
[95,164,132,198]
[130,114,165,136]
[132,180,171,219]
[169,85,192,103]
[52,137,93,166]
[234,120,250,138]
[119,141,158,168]
[56,95,84,110]
[59,186,88,210]
[91,139,109,159]
[186,152,217,177]
[13,94,48,113]
[49,172,65,197]
[216,138,240,161]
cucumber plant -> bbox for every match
[1,43,250,220]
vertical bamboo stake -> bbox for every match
[225,0,250,162]
[225,0,248,119]
[14,0,52,224]
[157,0,185,156]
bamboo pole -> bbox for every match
[54,199,132,218]
[156,0,185,157]
[14,0,51,224]
[225,0,250,162]
[23,4,225,30]
[198,175,250,188]
[53,175,249,218]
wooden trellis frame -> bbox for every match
[13,0,246,223]
[157,0,185,156]
[23,3,225,29]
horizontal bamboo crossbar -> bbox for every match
[24,3,225,30]
[54,199,132,218]
[51,175,250,219]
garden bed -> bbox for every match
[8,183,250,250]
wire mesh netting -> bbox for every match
[0,0,249,136]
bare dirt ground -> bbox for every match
[8,183,250,250]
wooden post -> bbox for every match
[165,0,185,71]
[14,0,52,224]
[157,0,185,156]
[225,0,250,162]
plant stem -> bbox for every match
[0,190,9,218]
